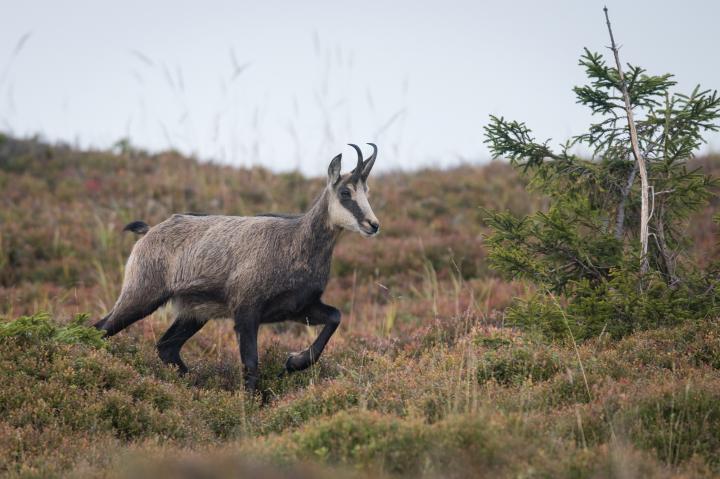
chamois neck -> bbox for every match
[300,188,341,247]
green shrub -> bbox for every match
[477,343,563,385]
[0,312,105,348]
[0,312,264,474]
[196,390,253,439]
[256,411,506,475]
[507,270,719,341]
[260,383,359,435]
[625,381,720,469]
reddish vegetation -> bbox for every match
[1,137,719,477]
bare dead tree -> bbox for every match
[603,6,651,274]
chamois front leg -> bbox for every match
[283,302,341,374]
[234,310,260,393]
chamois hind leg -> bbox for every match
[283,302,341,374]
[156,316,207,373]
[94,283,170,337]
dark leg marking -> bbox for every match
[284,302,341,374]
[94,293,170,337]
[156,317,207,373]
[234,310,260,393]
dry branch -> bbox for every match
[603,6,651,274]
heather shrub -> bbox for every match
[0,313,262,474]
[506,269,718,341]
[626,380,720,469]
[476,342,563,386]
[260,382,360,435]
[251,411,516,476]
[2,114,720,476]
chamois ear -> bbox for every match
[328,153,342,186]
[361,143,377,181]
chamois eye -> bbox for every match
[340,189,351,199]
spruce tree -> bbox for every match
[482,14,720,340]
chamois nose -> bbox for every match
[366,220,380,234]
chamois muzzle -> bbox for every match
[362,219,380,235]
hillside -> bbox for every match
[1,134,720,478]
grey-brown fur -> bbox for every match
[94,144,380,392]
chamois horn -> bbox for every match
[348,143,364,181]
[362,143,377,180]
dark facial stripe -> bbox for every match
[340,197,366,224]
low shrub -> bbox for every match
[506,270,719,341]
[624,378,720,469]
[0,312,105,348]
[477,342,563,386]
[0,313,257,475]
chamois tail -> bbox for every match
[123,220,150,235]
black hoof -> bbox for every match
[93,318,109,331]
[166,361,189,375]
[158,350,188,374]
[244,375,259,394]
[284,351,311,374]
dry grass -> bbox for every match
[1,135,719,478]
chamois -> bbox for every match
[94,144,380,392]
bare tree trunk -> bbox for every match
[604,7,650,274]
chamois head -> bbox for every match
[326,143,380,237]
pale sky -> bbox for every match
[2,0,719,174]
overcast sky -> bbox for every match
[2,0,719,174]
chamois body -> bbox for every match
[95,144,380,392]
[118,196,337,327]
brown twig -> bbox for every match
[604,6,651,274]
